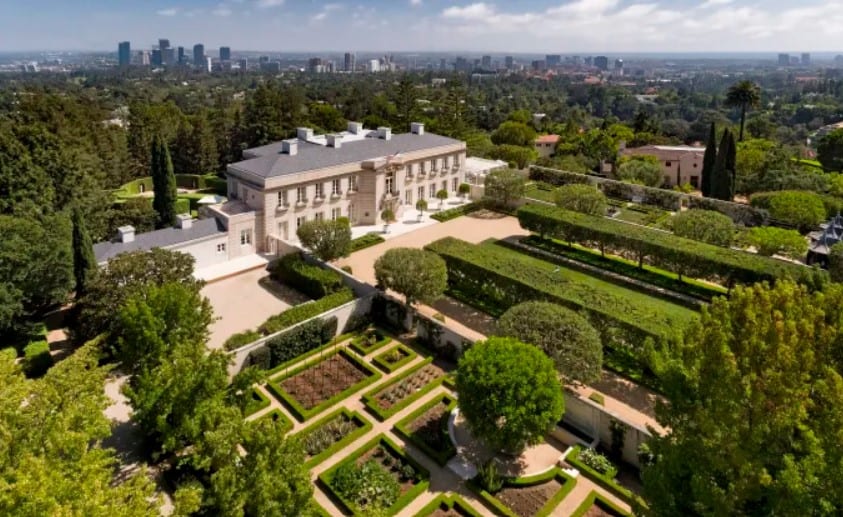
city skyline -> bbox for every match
[2,0,843,53]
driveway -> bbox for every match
[335,210,529,285]
[202,268,309,350]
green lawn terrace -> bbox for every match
[425,236,699,342]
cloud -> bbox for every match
[212,4,233,16]
[156,7,178,16]
[698,0,734,8]
[410,0,422,5]
[256,0,284,8]
[311,3,342,22]
[442,3,496,20]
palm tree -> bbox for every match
[725,80,761,142]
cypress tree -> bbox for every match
[71,209,96,296]
[151,134,177,228]
[711,129,736,201]
[701,123,717,197]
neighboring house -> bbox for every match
[535,134,560,159]
[223,122,466,254]
[807,214,843,266]
[93,214,229,269]
[621,144,706,188]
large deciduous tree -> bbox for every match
[643,282,843,515]
[456,337,564,453]
[497,302,602,385]
[150,133,177,228]
[817,128,843,172]
[725,80,761,142]
[553,184,607,216]
[670,209,735,247]
[491,121,537,147]
[766,190,826,233]
[745,227,808,260]
[296,218,352,262]
[701,123,717,197]
[616,156,663,187]
[374,248,447,309]
[484,168,526,208]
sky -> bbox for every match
[2,0,843,53]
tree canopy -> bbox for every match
[670,209,735,247]
[643,281,843,515]
[616,156,663,187]
[296,218,352,262]
[818,128,843,172]
[497,301,602,385]
[374,247,447,308]
[456,337,564,453]
[553,184,607,216]
[484,168,526,208]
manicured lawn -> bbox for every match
[524,183,556,204]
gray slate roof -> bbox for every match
[93,218,226,263]
[230,132,463,179]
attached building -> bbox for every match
[621,144,706,189]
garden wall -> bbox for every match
[226,295,373,377]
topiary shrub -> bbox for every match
[245,346,271,370]
[670,209,736,247]
[554,184,608,216]
[270,253,344,299]
[23,339,52,377]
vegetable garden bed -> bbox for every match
[394,392,457,466]
[565,446,645,509]
[362,358,446,421]
[372,344,417,373]
[349,327,392,355]
[267,349,381,421]
[319,434,430,516]
[413,494,483,516]
[294,408,372,467]
[470,468,577,517]
[570,491,629,517]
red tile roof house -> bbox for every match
[534,134,561,159]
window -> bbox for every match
[314,212,324,222]
[405,189,412,205]
[665,161,672,167]
[385,171,395,194]
[455,155,461,168]
[693,163,698,168]
[431,159,438,172]
[348,204,355,221]
[419,161,426,175]
[452,177,459,192]
[278,221,288,240]
[314,182,324,199]
[429,184,436,197]
[216,243,226,253]
[296,216,306,229]
[690,176,699,188]
[331,207,341,220]
[418,186,425,201]
[332,179,341,196]
[348,175,358,192]
[442,180,448,193]
[444,156,450,169]
[277,190,288,207]
[296,186,306,203]
[240,229,252,246]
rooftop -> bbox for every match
[229,131,464,180]
[535,134,561,144]
[93,217,226,263]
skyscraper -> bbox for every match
[594,56,609,71]
[778,53,790,66]
[505,56,514,69]
[151,49,162,67]
[344,52,356,72]
[220,46,231,61]
[118,41,131,67]
[546,54,561,68]
[481,55,492,69]
[802,53,811,65]
[159,39,170,51]
[193,44,205,66]
[162,48,175,66]
[177,46,185,65]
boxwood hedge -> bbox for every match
[517,204,824,289]
[243,316,338,371]
[348,233,385,253]
[270,253,344,299]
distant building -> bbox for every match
[159,38,170,51]
[455,56,470,73]
[308,57,324,73]
[139,51,150,66]
[162,48,175,66]
[118,41,131,67]
[621,145,706,188]
[205,56,213,73]
[193,44,205,66]
[546,54,561,68]
[505,56,514,69]
[594,56,609,71]
[535,134,561,159]
[344,52,356,72]
[220,46,231,61]
[151,49,162,67]
[802,53,811,65]
[614,58,624,76]
[532,60,546,71]
[584,56,593,66]
[778,53,791,66]
[239,58,249,71]
[439,58,447,71]
[367,59,381,73]
[177,46,186,65]
[481,55,492,69]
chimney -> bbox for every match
[326,134,342,149]
[281,139,298,156]
[296,127,314,141]
[378,126,392,140]
[117,225,135,243]
[410,122,425,135]
[175,214,193,230]
[347,121,363,134]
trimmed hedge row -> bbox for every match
[362,357,446,421]
[270,253,344,299]
[469,468,577,517]
[394,392,457,466]
[425,237,694,343]
[431,202,480,222]
[293,408,373,468]
[570,491,630,517]
[517,204,825,288]
[348,233,385,253]
[243,316,338,371]
[530,165,769,225]
[318,434,431,516]
[267,348,381,422]
[224,288,354,350]
[349,327,391,356]
[412,494,483,517]
[372,344,417,373]
[566,446,643,509]
[244,387,272,417]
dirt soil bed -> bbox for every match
[583,504,618,517]
[281,353,371,409]
[374,364,444,409]
[496,479,563,517]
[358,445,421,496]
[429,508,464,517]
[408,402,451,451]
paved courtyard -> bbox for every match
[202,268,309,350]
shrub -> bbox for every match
[245,346,271,370]
[330,460,400,512]
[578,448,615,476]
[476,459,504,493]
[553,184,607,216]
[270,253,344,299]
[348,233,385,253]
[266,317,338,368]
[670,209,735,247]
[616,157,663,187]
[744,227,808,259]
[431,202,480,222]
[752,191,826,232]
[23,339,52,377]
[830,242,843,282]
[224,330,262,351]
[174,198,190,215]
